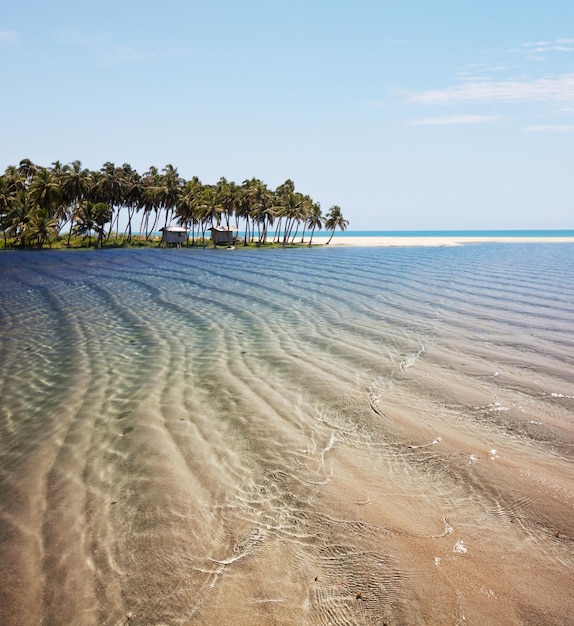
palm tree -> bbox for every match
[215,177,240,229]
[158,164,184,229]
[273,179,294,243]
[176,176,203,245]
[5,190,33,246]
[61,161,94,245]
[28,168,66,237]
[72,201,96,246]
[0,175,18,246]
[202,184,223,226]
[140,166,162,240]
[61,161,92,203]
[243,178,273,243]
[72,201,112,247]
[18,158,38,182]
[120,165,142,242]
[29,167,60,209]
[306,200,323,245]
[324,205,349,244]
[21,207,60,248]
[194,185,221,246]
[1,167,26,245]
[96,162,127,240]
[94,202,113,248]
[278,188,304,245]
[234,183,251,244]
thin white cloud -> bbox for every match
[458,63,509,76]
[61,33,188,65]
[407,74,574,105]
[521,124,574,132]
[522,38,574,51]
[514,38,574,60]
[407,115,499,126]
[0,30,19,45]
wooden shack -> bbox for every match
[159,226,188,247]
[210,226,238,247]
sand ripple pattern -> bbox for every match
[1,244,573,625]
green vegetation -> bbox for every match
[0,159,349,249]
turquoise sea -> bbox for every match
[1,242,574,625]
[159,229,574,239]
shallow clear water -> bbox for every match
[1,244,573,625]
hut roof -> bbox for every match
[160,226,187,233]
[211,225,238,232]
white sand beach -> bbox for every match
[311,235,574,247]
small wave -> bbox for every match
[399,341,426,371]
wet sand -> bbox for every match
[1,246,573,625]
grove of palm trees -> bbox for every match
[0,159,349,249]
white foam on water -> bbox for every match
[490,403,509,412]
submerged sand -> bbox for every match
[1,247,573,625]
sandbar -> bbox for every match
[310,235,574,247]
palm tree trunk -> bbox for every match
[139,210,148,239]
[326,229,335,244]
[308,225,317,245]
[282,218,291,245]
[107,204,115,238]
[290,223,299,243]
[113,208,122,240]
[274,218,282,243]
[244,215,250,244]
[124,206,135,242]
[146,210,160,241]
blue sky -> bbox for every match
[1,0,573,229]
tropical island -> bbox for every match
[0,159,349,249]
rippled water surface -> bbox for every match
[1,244,573,625]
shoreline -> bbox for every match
[310,235,574,247]
[2,235,573,252]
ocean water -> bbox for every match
[1,244,573,625]
[319,229,574,237]
[176,229,574,240]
